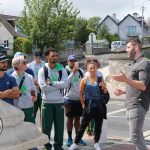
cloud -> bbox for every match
[0,0,149,20]
[68,0,150,20]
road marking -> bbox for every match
[144,130,150,137]
[107,108,126,116]
[108,116,127,119]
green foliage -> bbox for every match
[18,0,79,51]
[87,17,101,34]
[74,17,90,44]
[97,25,120,47]
[13,37,32,54]
[110,34,120,42]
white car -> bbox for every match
[111,41,126,53]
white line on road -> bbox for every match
[107,108,126,116]
[144,130,150,137]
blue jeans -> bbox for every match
[126,105,148,150]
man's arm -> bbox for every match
[38,68,59,92]
[111,71,146,91]
[6,87,20,99]
[114,88,126,96]
[51,69,68,89]
[0,89,13,99]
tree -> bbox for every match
[13,37,32,54]
[74,17,90,44]
[18,0,79,51]
[97,25,120,47]
[87,17,101,34]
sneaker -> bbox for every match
[94,143,101,150]
[78,139,87,146]
[69,143,78,150]
[66,137,73,147]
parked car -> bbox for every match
[0,46,7,54]
[111,41,126,53]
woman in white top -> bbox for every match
[11,56,37,123]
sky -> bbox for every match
[0,0,150,21]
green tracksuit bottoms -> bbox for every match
[41,102,64,150]
[22,107,34,123]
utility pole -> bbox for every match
[141,5,144,44]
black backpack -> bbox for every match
[43,65,64,95]
[43,66,62,81]
[66,68,83,78]
[64,68,83,95]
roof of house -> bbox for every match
[0,14,21,37]
[119,14,147,28]
[100,15,120,26]
[100,14,148,29]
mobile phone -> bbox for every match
[75,61,79,67]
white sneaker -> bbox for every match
[69,143,78,150]
[94,143,101,150]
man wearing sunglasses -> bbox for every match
[7,52,34,77]
[0,54,20,105]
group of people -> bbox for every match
[0,38,150,150]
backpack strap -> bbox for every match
[97,76,102,84]
[43,65,62,81]
[66,67,83,78]
[43,66,48,80]
[19,76,25,90]
[78,69,83,78]
[66,68,71,76]
[58,70,62,81]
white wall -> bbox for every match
[102,17,118,35]
[0,22,14,49]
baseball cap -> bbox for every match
[68,55,77,61]
[34,50,42,57]
[0,54,9,62]
[14,52,25,58]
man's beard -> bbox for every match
[129,48,136,59]
[0,66,7,71]
[50,60,57,64]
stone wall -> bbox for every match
[58,48,84,62]
[27,48,84,63]
[142,48,150,57]
[92,48,110,55]
[108,53,132,88]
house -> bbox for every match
[100,13,148,42]
[0,14,21,54]
[100,13,120,35]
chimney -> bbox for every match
[112,13,116,19]
[133,12,138,18]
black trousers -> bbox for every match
[74,102,104,143]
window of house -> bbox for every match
[4,40,9,48]
[128,26,136,34]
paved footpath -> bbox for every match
[62,140,150,150]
